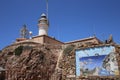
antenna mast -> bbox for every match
[93,24,96,37]
[46,0,48,19]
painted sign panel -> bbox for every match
[76,46,119,77]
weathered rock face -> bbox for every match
[0,42,62,80]
[57,45,76,80]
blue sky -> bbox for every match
[0,0,120,49]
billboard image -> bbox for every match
[76,46,119,77]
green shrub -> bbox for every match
[63,45,75,56]
[14,46,23,56]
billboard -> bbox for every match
[76,46,119,77]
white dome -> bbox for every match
[41,13,46,17]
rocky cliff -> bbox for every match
[0,42,63,80]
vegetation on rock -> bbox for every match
[14,46,23,56]
[63,45,75,56]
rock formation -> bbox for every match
[0,42,62,80]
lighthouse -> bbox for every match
[38,13,49,36]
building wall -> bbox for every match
[32,35,64,45]
[44,36,64,45]
[64,37,101,48]
[32,36,44,44]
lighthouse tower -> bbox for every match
[38,13,49,36]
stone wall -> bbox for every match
[57,43,120,80]
[115,45,120,74]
